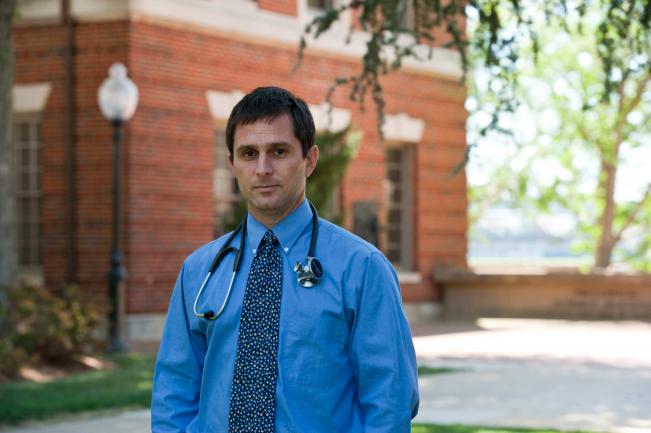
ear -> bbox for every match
[305,145,319,178]
[228,153,234,173]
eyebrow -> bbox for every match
[235,141,292,151]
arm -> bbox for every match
[349,252,420,432]
[151,262,207,433]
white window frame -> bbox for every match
[384,144,414,271]
[14,114,43,276]
[213,128,240,237]
[12,83,50,282]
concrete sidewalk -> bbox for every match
[3,319,651,433]
[412,319,651,433]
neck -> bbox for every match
[250,196,305,228]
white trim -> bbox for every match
[206,89,352,133]
[127,313,166,342]
[397,271,422,284]
[309,103,351,132]
[71,0,130,21]
[206,89,246,121]
[383,112,425,143]
[403,301,441,324]
[13,83,52,113]
[17,0,462,79]
[15,0,61,23]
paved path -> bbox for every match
[3,319,651,433]
[412,319,651,433]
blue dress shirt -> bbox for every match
[151,199,419,432]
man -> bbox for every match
[151,86,419,432]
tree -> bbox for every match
[302,0,651,146]
[0,0,17,287]
[469,5,651,270]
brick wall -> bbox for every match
[15,21,129,306]
[74,22,130,304]
[14,24,68,290]
[258,0,297,16]
[15,15,468,314]
[437,271,651,320]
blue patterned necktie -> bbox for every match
[229,230,283,433]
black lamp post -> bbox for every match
[98,63,139,353]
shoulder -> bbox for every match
[183,230,240,271]
[317,218,394,271]
[317,218,378,254]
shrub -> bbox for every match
[0,284,104,378]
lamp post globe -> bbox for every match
[98,63,139,123]
[98,63,138,353]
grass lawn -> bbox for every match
[0,353,156,425]
[418,365,463,376]
[1,355,604,433]
[412,426,603,433]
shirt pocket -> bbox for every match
[279,311,350,387]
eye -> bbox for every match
[274,148,286,156]
[241,149,257,159]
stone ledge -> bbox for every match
[433,268,651,321]
[434,269,651,287]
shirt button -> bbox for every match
[284,247,289,253]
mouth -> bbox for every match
[253,185,279,192]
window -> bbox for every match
[14,117,42,270]
[308,0,334,10]
[399,0,417,30]
[214,130,240,237]
[384,146,413,270]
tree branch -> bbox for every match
[610,183,651,247]
[624,70,651,115]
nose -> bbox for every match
[255,154,272,176]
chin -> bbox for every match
[250,197,281,211]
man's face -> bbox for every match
[229,113,318,226]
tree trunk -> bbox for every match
[0,0,17,287]
[594,158,617,269]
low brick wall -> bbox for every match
[434,270,651,320]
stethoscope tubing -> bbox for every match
[193,201,320,320]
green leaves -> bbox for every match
[469,2,651,270]
[300,0,651,147]
[307,126,361,224]
[0,284,105,378]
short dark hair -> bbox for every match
[226,86,316,158]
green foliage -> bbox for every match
[222,196,248,233]
[300,0,468,134]
[301,1,651,145]
[411,425,604,433]
[0,338,26,380]
[469,2,651,270]
[307,126,361,224]
[417,365,463,376]
[0,284,105,378]
[0,353,155,424]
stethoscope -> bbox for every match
[193,201,324,320]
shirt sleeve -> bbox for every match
[151,261,207,433]
[348,252,420,432]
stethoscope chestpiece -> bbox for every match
[293,257,323,288]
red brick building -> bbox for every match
[12,0,467,343]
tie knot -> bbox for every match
[262,230,278,246]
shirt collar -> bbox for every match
[246,199,313,255]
